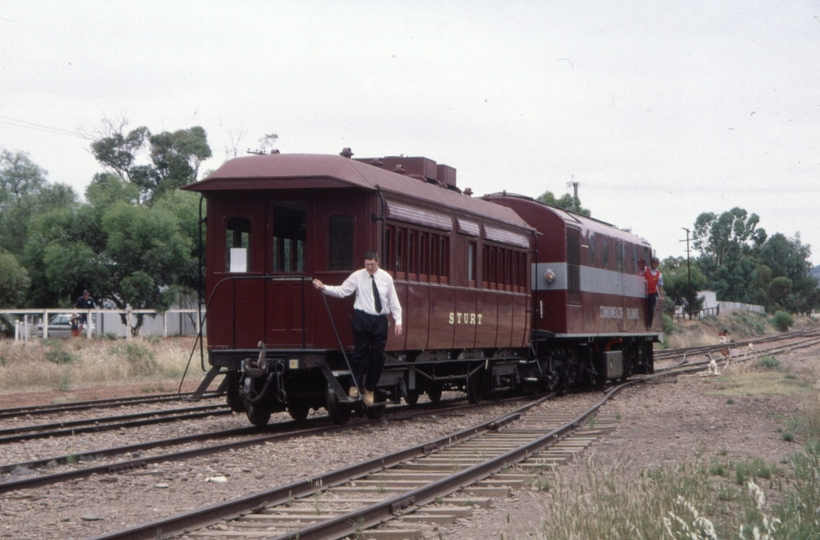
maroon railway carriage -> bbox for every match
[485,193,657,386]
[184,151,535,425]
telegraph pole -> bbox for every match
[681,227,692,319]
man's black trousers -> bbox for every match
[647,292,659,328]
[351,310,388,392]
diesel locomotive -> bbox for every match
[184,150,659,425]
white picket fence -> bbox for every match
[1,309,205,341]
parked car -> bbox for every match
[35,314,77,338]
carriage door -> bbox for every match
[265,199,308,347]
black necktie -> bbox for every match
[371,275,383,313]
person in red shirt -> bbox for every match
[643,257,664,331]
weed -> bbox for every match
[587,416,596,429]
[771,311,794,331]
[718,448,729,456]
[45,342,76,364]
[757,356,780,369]
[782,432,795,442]
[708,460,727,477]
[312,490,322,514]
[103,332,119,340]
[54,369,71,392]
[108,341,157,376]
[615,413,621,420]
[727,398,735,404]
[66,453,77,464]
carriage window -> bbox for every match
[328,215,354,271]
[440,236,449,280]
[395,229,404,272]
[408,231,416,274]
[567,233,581,295]
[588,235,595,266]
[467,241,476,284]
[272,201,306,273]
[419,231,428,275]
[225,217,250,272]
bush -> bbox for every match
[44,341,77,364]
[757,356,780,369]
[662,313,674,335]
[771,311,794,331]
[108,341,157,376]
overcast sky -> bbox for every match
[2,1,819,265]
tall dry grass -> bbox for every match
[0,337,200,392]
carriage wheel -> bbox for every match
[245,402,272,426]
[287,400,310,422]
[325,386,351,425]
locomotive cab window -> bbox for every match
[566,231,581,299]
[588,234,595,266]
[328,215,354,271]
[272,201,306,273]
[225,217,250,273]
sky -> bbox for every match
[2,1,819,265]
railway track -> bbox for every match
[86,387,625,540]
[0,397,473,494]
[0,404,233,444]
[654,328,820,363]
[0,391,222,420]
[86,331,820,540]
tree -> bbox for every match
[660,257,707,315]
[0,150,47,203]
[536,190,591,216]
[0,250,30,308]
[90,121,212,204]
[759,233,819,314]
[692,208,766,270]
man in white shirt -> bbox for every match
[313,250,403,406]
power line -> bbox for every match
[581,181,820,194]
[0,115,82,137]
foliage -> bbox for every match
[536,190,591,216]
[771,311,794,332]
[12,125,206,332]
[90,119,211,204]
[756,356,780,369]
[0,250,30,307]
[661,256,707,314]
[691,207,819,315]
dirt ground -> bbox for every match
[2,323,819,539]
[437,341,820,539]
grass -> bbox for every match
[0,336,200,392]
[536,456,799,539]
[534,402,820,539]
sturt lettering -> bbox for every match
[448,312,483,325]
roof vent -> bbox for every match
[370,158,384,167]
[340,148,354,158]
[393,164,407,174]
[464,187,473,196]
[270,149,280,154]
